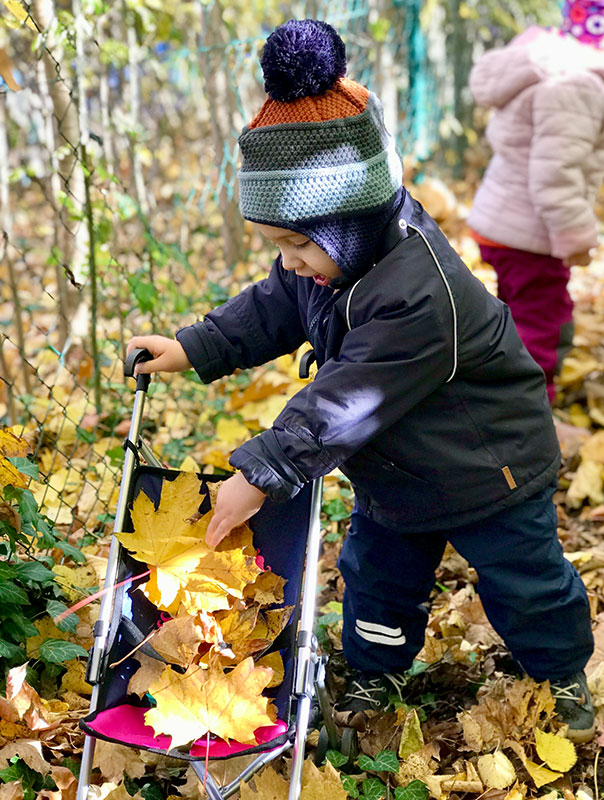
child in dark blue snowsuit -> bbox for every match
[128,19,595,741]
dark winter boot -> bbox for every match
[550,670,596,743]
[334,670,407,727]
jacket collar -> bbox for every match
[374,187,414,263]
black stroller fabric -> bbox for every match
[80,467,312,760]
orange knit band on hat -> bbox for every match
[249,78,370,128]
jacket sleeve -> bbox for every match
[230,259,455,502]
[529,76,602,259]
[175,258,307,383]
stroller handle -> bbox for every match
[124,348,154,392]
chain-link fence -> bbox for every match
[0,0,559,530]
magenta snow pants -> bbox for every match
[479,245,574,404]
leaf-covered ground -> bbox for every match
[3,175,604,799]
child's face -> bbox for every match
[254,223,343,286]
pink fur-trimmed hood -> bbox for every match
[471,26,604,108]
[468,27,604,260]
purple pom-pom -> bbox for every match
[261,19,347,102]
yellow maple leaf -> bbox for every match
[0,427,30,489]
[0,428,29,459]
[240,765,289,800]
[117,473,261,613]
[151,615,206,667]
[255,652,284,688]
[524,759,563,789]
[534,729,577,772]
[244,570,287,605]
[144,658,274,747]
[214,417,250,449]
[213,606,293,663]
[240,760,347,800]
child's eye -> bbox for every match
[294,240,310,249]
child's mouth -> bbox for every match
[313,274,331,286]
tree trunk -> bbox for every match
[31,0,87,325]
[199,0,245,271]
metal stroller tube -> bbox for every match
[77,346,330,800]
[77,349,155,800]
[288,476,323,800]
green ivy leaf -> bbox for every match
[406,661,429,677]
[46,600,79,633]
[16,489,39,526]
[0,580,29,605]
[323,498,349,521]
[6,457,39,480]
[358,750,399,773]
[2,612,39,640]
[326,750,349,768]
[0,639,25,660]
[15,561,55,583]
[361,777,386,800]
[394,780,429,800]
[0,562,17,579]
[341,775,360,798]
[141,782,164,800]
[54,539,87,564]
[39,638,88,664]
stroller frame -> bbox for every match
[76,349,339,800]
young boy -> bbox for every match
[128,19,595,741]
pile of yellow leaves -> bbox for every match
[115,472,292,749]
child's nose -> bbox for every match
[281,252,303,271]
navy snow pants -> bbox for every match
[338,483,593,682]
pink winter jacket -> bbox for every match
[467,27,604,260]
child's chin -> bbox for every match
[312,274,331,286]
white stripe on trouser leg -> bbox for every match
[354,619,406,646]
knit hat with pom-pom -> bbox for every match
[237,19,403,283]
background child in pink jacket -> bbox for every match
[468,1,604,403]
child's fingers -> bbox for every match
[134,357,163,375]
[127,336,155,354]
[206,515,234,547]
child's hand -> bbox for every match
[126,335,192,374]
[563,250,592,267]
[206,472,267,547]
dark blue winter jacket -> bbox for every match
[176,191,560,532]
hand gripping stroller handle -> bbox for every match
[124,348,154,392]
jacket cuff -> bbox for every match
[175,323,224,384]
[550,225,598,260]
[230,430,308,504]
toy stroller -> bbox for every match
[75,348,356,800]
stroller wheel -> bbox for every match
[313,725,331,765]
[340,726,359,763]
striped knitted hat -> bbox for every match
[238,19,403,282]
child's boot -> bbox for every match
[550,670,596,743]
[334,670,407,727]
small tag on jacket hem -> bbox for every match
[502,466,517,490]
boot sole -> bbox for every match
[565,722,597,744]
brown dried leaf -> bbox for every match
[128,653,167,698]
[152,615,206,667]
[93,740,147,783]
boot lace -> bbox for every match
[383,672,409,701]
[551,680,585,705]
[343,675,387,708]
